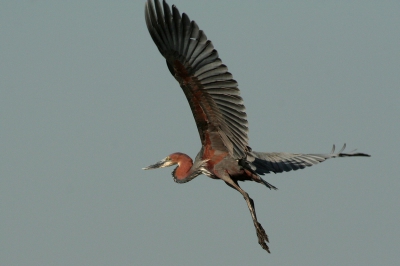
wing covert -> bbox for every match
[246,144,371,175]
[145,0,249,158]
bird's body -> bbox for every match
[143,0,370,253]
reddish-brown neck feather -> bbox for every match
[170,153,193,180]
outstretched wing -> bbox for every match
[245,144,371,175]
[145,0,249,158]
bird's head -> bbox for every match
[142,154,178,170]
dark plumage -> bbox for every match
[143,0,370,253]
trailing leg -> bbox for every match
[224,178,270,253]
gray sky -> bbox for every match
[1,0,399,265]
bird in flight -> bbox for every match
[143,0,370,253]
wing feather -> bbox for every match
[145,0,249,158]
[246,144,370,174]
[194,61,225,78]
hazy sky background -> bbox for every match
[1,1,399,265]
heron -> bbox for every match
[142,0,370,253]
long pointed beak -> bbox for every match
[142,157,175,170]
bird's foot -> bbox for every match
[255,222,270,253]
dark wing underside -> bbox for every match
[145,0,249,158]
[245,144,371,175]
